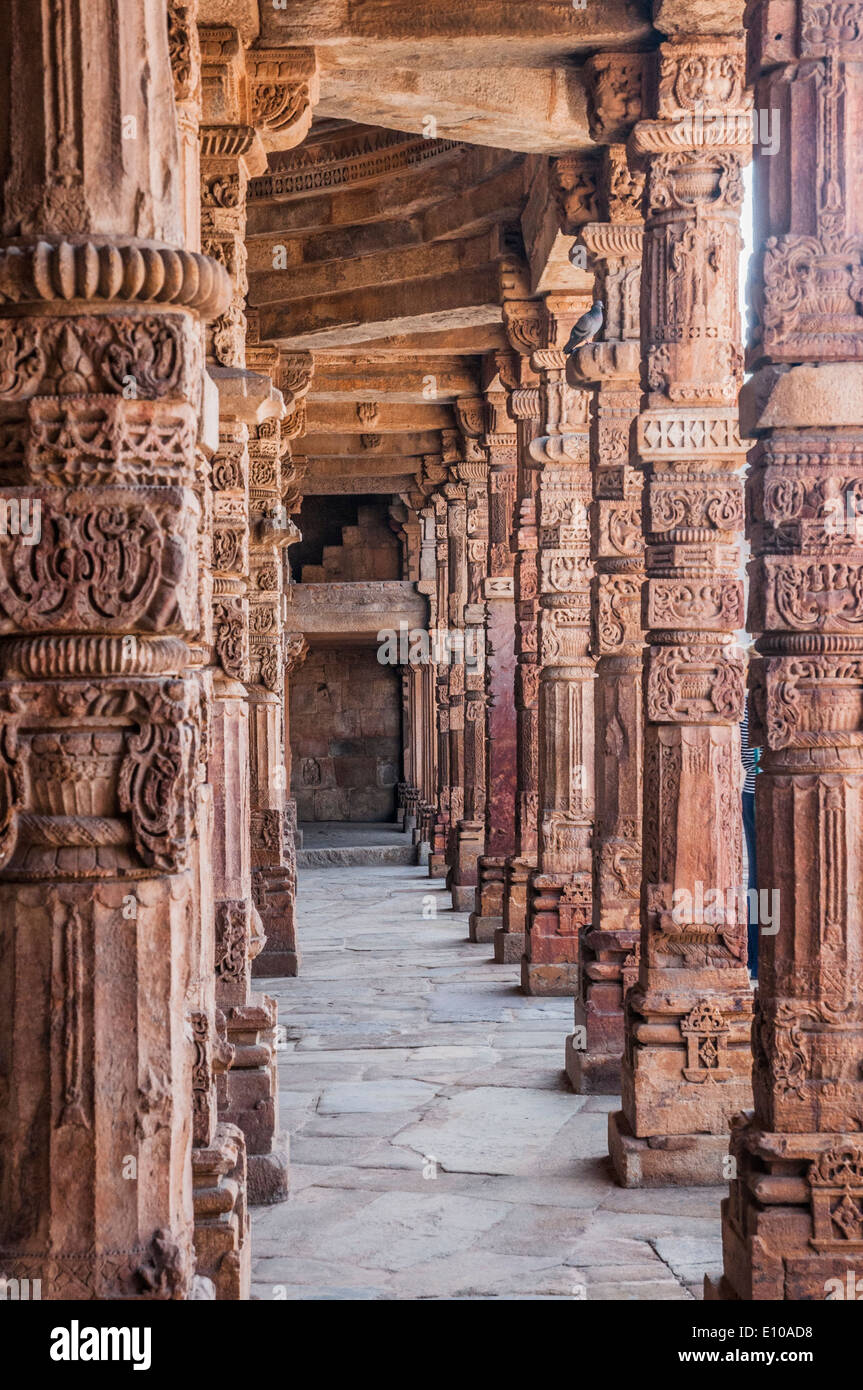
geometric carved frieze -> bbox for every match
[638,409,743,460]
[22,397,198,488]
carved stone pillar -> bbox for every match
[245,406,301,979]
[522,295,595,995]
[276,347,312,882]
[199,25,316,1208]
[712,0,863,1298]
[471,366,519,943]
[389,496,425,835]
[0,0,231,1299]
[609,31,754,1186]
[167,0,252,1300]
[429,489,451,877]
[443,466,469,890]
[245,342,311,980]
[566,146,645,1091]
[498,320,544,962]
[414,502,438,860]
[450,409,489,912]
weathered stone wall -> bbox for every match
[301,503,400,583]
[291,647,402,820]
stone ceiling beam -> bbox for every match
[246,142,509,229]
[250,228,510,306]
[259,267,504,349]
[311,64,590,155]
[310,358,481,403]
[353,325,510,355]
[301,429,443,456]
[304,402,453,434]
[258,0,652,61]
[245,162,525,272]
[304,474,419,495]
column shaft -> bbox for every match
[610,33,754,1186]
[714,0,863,1298]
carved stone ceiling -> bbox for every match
[253,0,653,155]
[247,117,524,497]
[231,0,663,500]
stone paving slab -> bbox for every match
[254,859,723,1299]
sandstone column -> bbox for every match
[413,500,438,861]
[523,294,596,995]
[168,0,251,1300]
[609,27,754,1185]
[471,364,519,943]
[713,0,863,1297]
[246,343,312,978]
[0,0,231,1298]
[246,406,300,976]
[429,486,451,877]
[442,462,469,892]
[199,25,317,1206]
[566,144,645,1091]
[497,313,544,962]
[450,409,490,912]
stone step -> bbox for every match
[297,844,416,868]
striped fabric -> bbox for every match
[740,702,759,794]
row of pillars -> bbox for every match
[0,0,860,1303]
[397,16,863,1300]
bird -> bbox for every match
[564,301,604,355]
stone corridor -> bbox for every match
[253,856,723,1300]
[3,0,863,1308]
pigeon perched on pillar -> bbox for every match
[563,301,604,355]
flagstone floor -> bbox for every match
[254,855,724,1300]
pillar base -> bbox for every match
[703,1274,738,1300]
[247,1137,290,1206]
[252,948,299,978]
[192,1122,251,1300]
[469,913,499,942]
[520,958,580,996]
[494,926,524,962]
[416,841,430,865]
[451,883,475,912]
[251,868,301,979]
[565,1033,622,1094]
[428,853,447,878]
[713,1122,863,1300]
[608,1110,732,1187]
